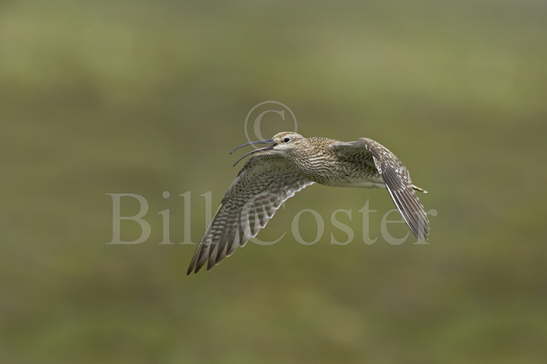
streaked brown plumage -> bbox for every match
[187,132,429,274]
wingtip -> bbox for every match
[416,225,430,242]
[416,233,429,243]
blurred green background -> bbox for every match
[2,0,547,363]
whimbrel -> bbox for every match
[187,132,429,274]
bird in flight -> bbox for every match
[187,132,429,274]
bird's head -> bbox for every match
[271,131,306,152]
[229,131,306,166]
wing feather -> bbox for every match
[187,154,313,274]
[332,138,429,240]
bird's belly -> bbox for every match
[318,174,385,189]
[328,180,386,189]
[343,180,385,188]
[304,159,384,188]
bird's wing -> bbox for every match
[187,154,314,274]
[331,138,429,240]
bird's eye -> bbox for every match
[283,137,291,143]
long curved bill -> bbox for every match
[229,139,274,154]
[229,139,276,167]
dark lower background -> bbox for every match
[3,0,547,363]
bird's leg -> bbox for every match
[412,185,428,194]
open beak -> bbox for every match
[229,139,274,154]
[229,139,276,166]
